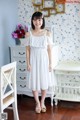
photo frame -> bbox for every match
[32,0,43,6]
[56,4,65,13]
[50,8,56,15]
[42,0,55,9]
[41,9,50,17]
[34,6,41,11]
[32,0,65,17]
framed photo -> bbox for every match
[56,4,65,13]
[34,6,41,11]
[32,0,43,6]
[41,9,50,17]
[50,8,56,15]
[43,0,55,9]
[32,0,65,17]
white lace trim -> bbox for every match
[25,31,53,47]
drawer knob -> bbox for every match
[20,77,26,80]
[19,61,25,64]
[19,69,26,72]
[20,85,26,88]
[19,52,25,55]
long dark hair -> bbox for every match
[31,11,45,29]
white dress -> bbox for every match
[26,31,54,91]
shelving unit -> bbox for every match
[53,61,80,105]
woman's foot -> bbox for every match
[35,102,41,114]
[41,102,46,113]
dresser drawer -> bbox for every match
[17,81,28,91]
[17,73,27,81]
[11,47,26,57]
[17,65,27,73]
[12,57,26,65]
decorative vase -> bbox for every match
[15,38,21,45]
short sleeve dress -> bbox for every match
[26,31,54,91]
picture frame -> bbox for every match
[32,0,43,6]
[42,0,55,9]
[32,0,65,17]
[41,9,50,17]
[56,4,65,13]
[34,6,41,11]
[50,8,56,15]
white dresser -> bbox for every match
[9,45,59,106]
[10,46,32,96]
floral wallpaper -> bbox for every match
[18,0,80,62]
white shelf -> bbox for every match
[53,61,80,105]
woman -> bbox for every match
[25,11,53,113]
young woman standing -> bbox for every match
[26,11,53,113]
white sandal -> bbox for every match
[35,103,41,114]
[41,102,47,113]
[41,105,46,113]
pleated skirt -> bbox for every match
[27,47,54,91]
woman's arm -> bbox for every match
[47,45,52,72]
[47,45,52,66]
[26,46,31,70]
[25,32,31,71]
[47,31,53,72]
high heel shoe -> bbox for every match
[41,106,46,113]
[35,103,41,114]
[41,102,47,113]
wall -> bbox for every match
[0,0,18,67]
[18,0,80,62]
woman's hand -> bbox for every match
[49,64,52,72]
[27,64,31,71]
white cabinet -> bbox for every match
[10,46,32,96]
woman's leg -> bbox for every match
[32,90,40,104]
[32,90,41,113]
[41,90,47,107]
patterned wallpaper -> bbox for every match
[18,0,80,62]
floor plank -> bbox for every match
[5,95,80,120]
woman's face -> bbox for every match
[33,17,43,29]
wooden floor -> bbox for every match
[5,95,80,120]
